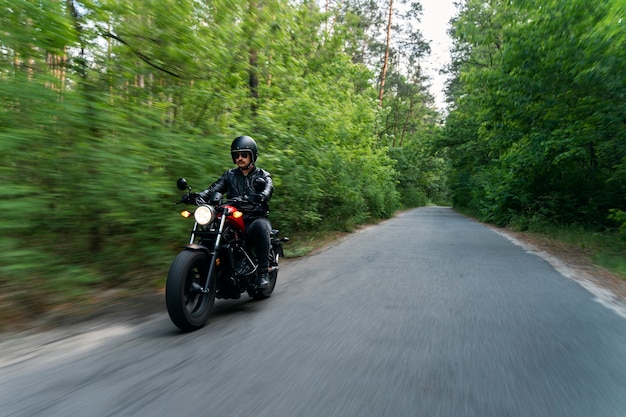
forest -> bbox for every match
[445,0,625,230]
[0,0,624,321]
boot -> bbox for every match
[257,269,270,289]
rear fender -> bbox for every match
[272,242,285,258]
[270,229,287,258]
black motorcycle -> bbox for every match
[165,178,288,332]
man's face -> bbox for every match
[233,151,252,169]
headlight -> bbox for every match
[194,205,216,225]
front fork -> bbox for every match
[199,213,228,293]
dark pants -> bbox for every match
[245,217,272,270]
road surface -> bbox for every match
[1,207,625,417]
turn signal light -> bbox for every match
[181,210,192,218]
[233,211,243,219]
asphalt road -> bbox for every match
[1,207,625,417]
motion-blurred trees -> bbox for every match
[0,0,443,319]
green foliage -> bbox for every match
[0,0,443,321]
[515,221,626,279]
[441,0,626,229]
[609,209,626,240]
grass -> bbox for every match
[511,218,626,280]
[282,230,352,258]
[593,252,626,278]
[543,226,626,279]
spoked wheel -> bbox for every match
[165,250,216,332]
[249,249,278,300]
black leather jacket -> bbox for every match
[199,166,273,219]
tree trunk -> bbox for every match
[378,0,393,107]
[249,47,259,116]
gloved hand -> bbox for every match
[183,193,199,205]
[251,194,266,203]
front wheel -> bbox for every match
[165,250,216,332]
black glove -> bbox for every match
[183,193,199,205]
[251,194,266,203]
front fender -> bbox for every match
[182,243,211,255]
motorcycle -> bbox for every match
[165,177,288,332]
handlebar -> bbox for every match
[173,192,206,207]
[173,194,256,211]
[172,178,264,211]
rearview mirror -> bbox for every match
[176,178,189,190]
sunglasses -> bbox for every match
[232,151,251,159]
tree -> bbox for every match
[441,0,626,227]
[0,0,446,321]
[378,0,394,106]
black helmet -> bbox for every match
[230,135,258,163]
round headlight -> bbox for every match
[194,205,216,225]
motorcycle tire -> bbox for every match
[165,250,216,332]
[249,248,278,300]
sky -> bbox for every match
[416,0,458,110]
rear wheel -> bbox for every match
[165,250,216,331]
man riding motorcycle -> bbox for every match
[197,136,274,289]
